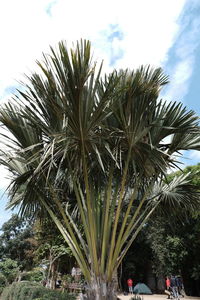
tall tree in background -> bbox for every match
[0,40,200,300]
[0,215,36,271]
[121,165,200,296]
[34,218,73,289]
[150,164,200,296]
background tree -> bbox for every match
[122,164,200,296]
[0,215,36,271]
[34,218,73,289]
[148,164,200,296]
[0,258,20,285]
[0,40,200,300]
[0,215,74,290]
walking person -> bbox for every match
[177,275,184,297]
[170,275,179,299]
[165,276,171,299]
[127,278,133,294]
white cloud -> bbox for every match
[162,57,194,101]
[0,0,187,100]
[162,2,200,102]
[189,150,200,161]
[111,0,186,69]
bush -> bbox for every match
[0,258,20,284]
[21,268,44,282]
[0,274,7,294]
[1,281,76,300]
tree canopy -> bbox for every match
[0,215,36,270]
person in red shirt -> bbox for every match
[166,276,170,289]
[165,276,171,299]
[127,278,133,294]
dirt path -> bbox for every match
[77,294,200,300]
[117,294,200,300]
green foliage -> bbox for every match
[1,281,76,300]
[165,236,187,268]
[143,168,200,296]
[0,214,36,270]
[36,243,71,262]
[123,164,200,296]
[167,163,200,189]
[0,273,6,286]
[34,218,74,277]
[165,164,200,280]
[0,273,7,294]
[34,218,72,254]
[146,218,188,276]
[62,274,73,283]
[0,258,20,284]
[21,268,44,282]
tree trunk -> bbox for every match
[49,261,58,289]
[85,277,117,300]
[146,262,156,293]
[46,260,57,289]
[156,273,165,293]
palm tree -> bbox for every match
[0,40,200,300]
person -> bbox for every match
[127,278,133,294]
[71,267,76,277]
[170,275,179,299]
[165,276,171,299]
[176,275,184,297]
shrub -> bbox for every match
[62,274,72,283]
[0,258,20,284]
[0,273,7,294]
[1,281,76,300]
[21,268,44,282]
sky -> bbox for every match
[0,0,200,227]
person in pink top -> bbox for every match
[166,276,171,299]
[127,278,133,294]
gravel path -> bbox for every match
[117,294,200,300]
[77,294,200,300]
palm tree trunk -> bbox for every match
[85,277,117,300]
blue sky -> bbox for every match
[0,0,200,227]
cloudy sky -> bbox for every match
[0,0,200,227]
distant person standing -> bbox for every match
[127,278,133,294]
[165,276,171,299]
[177,275,184,297]
[71,267,76,278]
[170,275,179,299]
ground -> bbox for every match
[117,295,200,300]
